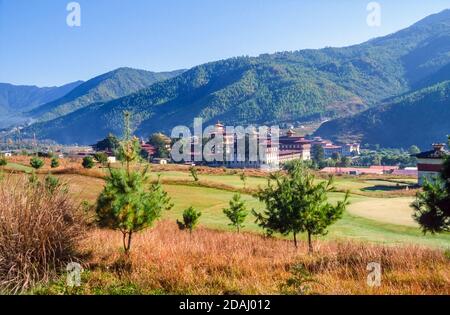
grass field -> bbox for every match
[3,158,449,248]
[2,162,449,295]
[52,171,449,249]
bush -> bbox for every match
[189,166,199,182]
[82,156,95,169]
[30,157,44,169]
[0,158,7,167]
[94,152,108,166]
[51,158,60,168]
[0,175,84,293]
[177,206,202,234]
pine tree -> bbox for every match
[30,157,44,170]
[240,172,247,189]
[189,166,199,182]
[223,193,248,232]
[177,206,202,235]
[253,162,349,253]
[96,111,173,255]
[82,156,95,169]
[50,158,59,168]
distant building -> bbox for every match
[1,151,12,157]
[392,168,418,177]
[311,137,360,158]
[320,165,400,175]
[343,143,361,156]
[414,144,448,186]
[279,130,311,162]
[140,140,157,160]
[63,146,94,159]
[204,123,279,170]
[153,158,168,165]
[321,167,384,175]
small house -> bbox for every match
[414,144,448,186]
[153,158,168,165]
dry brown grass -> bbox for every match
[79,221,450,295]
[0,175,85,294]
[7,155,82,171]
[51,167,106,179]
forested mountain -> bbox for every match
[23,9,450,145]
[315,81,450,149]
[0,81,82,127]
[29,67,185,122]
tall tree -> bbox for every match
[253,162,349,252]
[148,133,171,158]
[96,112,173,255]
[223,193,248,233]
[311,144,325,165]
[331,152,341,165]
[408,145,421,156]
[94,133,120,152]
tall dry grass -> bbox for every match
[79,221,449,295]
[0,175,85,294]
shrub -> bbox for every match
[189,166,199,182]
[177,206,202,235]
[30,157,44,169]
[82,156,95,169]
[0,158,7,167]
[51,158,60,168]
[94,152,108,166]
[223,193,248,232]
[0,175,84,293]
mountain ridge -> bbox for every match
[29,67,185,122]
[314,80,450,149]
[20,9,450,145]
[0,80,83,128]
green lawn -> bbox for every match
[151,171,415,195]
[161,184,450,248]
[4,163,34,173]
[47,171,449,249]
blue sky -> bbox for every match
[0,0,449,87]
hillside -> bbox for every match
[29,68,185,122]
[315,80,450,149]
[25,9,450,144]
[0,81,82,127]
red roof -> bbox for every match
[369,165,399,170]
[141,144,156,155]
